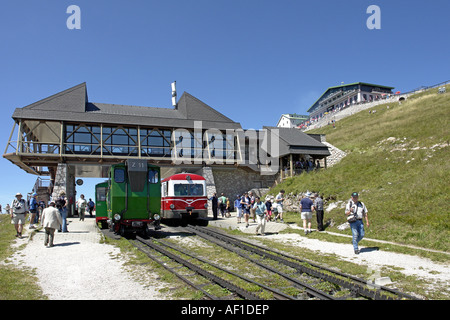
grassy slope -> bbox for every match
[270,86,450,251]
[0,215,46,299]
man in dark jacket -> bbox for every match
[209,192,218,220]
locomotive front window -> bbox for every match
[114,168,125,183]
[148,169,159,184]
[174,184,204,196]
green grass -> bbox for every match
[0,215,47,300]
[270,86,450,251]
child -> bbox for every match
[225,197,231,218]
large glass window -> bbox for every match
[140,129,171,157]
[65,124,101,154]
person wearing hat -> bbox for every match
[41,202,62,247]
[10,193,29,238]
[300,192,315,235]
[345,192,369,254]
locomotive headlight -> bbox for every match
[170,204,175,210]
[153,214,160,220]
[114,214,121,221]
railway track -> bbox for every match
[102,225,419,300]
[186,225,419,300]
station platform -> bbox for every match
[207,211,288,235]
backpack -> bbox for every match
[346,201,357,223]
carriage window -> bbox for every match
[173,184,204,196]
[190,184,204,196]
[114,168,125,183]
[96,187,107,201]
[148,169,159,184]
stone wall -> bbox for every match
[322,142,347,167]
[211,167,276,199]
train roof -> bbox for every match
[162,173,206,182]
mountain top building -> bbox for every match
[307,82,394,120]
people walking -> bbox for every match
[345,192,369,254]
[10,193,29,238]
[249,191,256,223]
[56,192,68,232]
[28,193,38,230]
[274,190,285,222]
[240,192,251,227]
[265,197,273,222]
[77,194,87,221]
[88,198,95,217]
[314,193,324,231]
[253,196,267,236]
[234,194,242,223]
[218,193,226,218]
[41,202,62,248]
[209,192,218,220]
[300,192,315,235]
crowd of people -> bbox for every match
[209,190,369,254]
[4,191,96,247]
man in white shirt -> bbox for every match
[345,192,370,254]
[77,194,88,221]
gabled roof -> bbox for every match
[12,83,242,130]
[262,126,330,158]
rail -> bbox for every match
[188,226,420,300]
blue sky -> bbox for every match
[0,0,449,207]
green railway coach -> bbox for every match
[107,159,161,236]
[95,181,109,229]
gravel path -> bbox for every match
[266,232,450,289]
[8,217,165,300]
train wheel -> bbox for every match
[119,225,126,237]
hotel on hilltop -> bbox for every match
[307,82,394,120]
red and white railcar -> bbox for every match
[161,173,208,226]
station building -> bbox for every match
[3,82,330,213]
[307,82,394,120]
